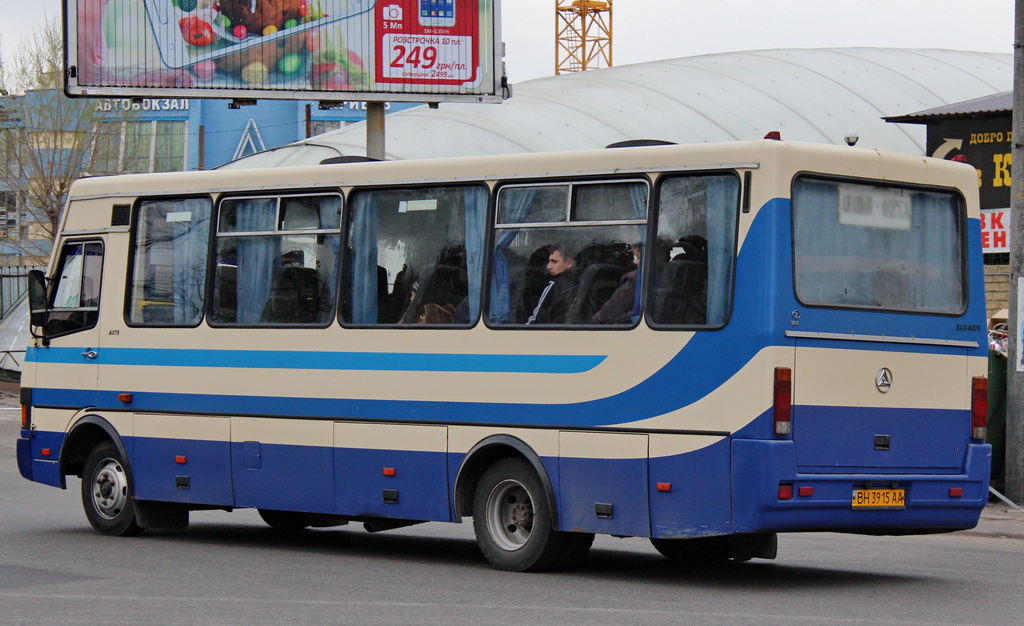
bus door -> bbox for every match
[34,239,106,409]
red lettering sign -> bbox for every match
[981,209,1010,253]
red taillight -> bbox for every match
[778,484,793,500]
[971,376,987,440]
[774,367,792,435]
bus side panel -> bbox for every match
[231,417,335,513]
[334,423,450,521]
[557,432,649,536]
[649,436,732,538]
[131,414,233,505]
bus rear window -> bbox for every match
[792,177,965,314]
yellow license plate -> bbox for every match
[851,489,906,509]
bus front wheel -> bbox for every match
[81,441,143,537]
[472,457,588,571]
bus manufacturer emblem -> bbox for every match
[875,368,893,393]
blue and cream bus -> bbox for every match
[17,139,990,571]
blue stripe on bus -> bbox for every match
[26,347,606,374]
[29,387,970,430]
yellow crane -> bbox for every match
[555,1,613,74]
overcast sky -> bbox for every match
[0,1,1015,82]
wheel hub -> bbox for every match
[92,459,128,520]
[486,479,535,551]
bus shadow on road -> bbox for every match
[124,519,925,590]
[578,547,922,591]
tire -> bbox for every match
[472,457,584,572]
[81,441,143,537]
[258,509,311,530]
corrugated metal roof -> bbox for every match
[884,90,1012,123]
[222,47,1012,168]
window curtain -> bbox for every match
[489,188,536,322]
[235,201,278,324]
[705,177,739,325]
[310,196,342,315]
[349,193,380,324]
[171,198,211,324]
[912,192,962,311]
[629,184,649,319]
[463,187,488,321]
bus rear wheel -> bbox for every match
[81,441,143,537]
[472,458,589,571]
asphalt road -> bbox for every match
[3,403,1024,625]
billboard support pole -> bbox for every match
[367,102,386,160]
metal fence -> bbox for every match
[0,265,35,319]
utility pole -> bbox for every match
[1005,0,1024,503]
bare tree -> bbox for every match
[1,14,63,93]
[0,16,118,260]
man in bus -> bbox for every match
[526,244,579,324]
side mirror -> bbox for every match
[28,269,49,328]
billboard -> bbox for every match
[65,0,504,103]
[925,117,1011,211]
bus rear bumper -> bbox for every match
[732,439,991,534]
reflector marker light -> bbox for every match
[778,484,793,500]
[798,486,814,497]
[949,487,964,498]
[764,131,782,140]
[175,456,187,464]
[118,393,133,403]
[971,377,987,441]
[774,367,793,436]
[383,468,396,477]
[41,448,51,457]
[656,482,672,493]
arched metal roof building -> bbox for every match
[224,47,1012,168]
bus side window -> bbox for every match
[46,241,103,337]
[342,185,487,327]
[210,194,341,327]
[127,197,212,326]
[488,180,648,327]
[649,174,740,328]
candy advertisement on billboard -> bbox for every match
[65,0,503,103]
